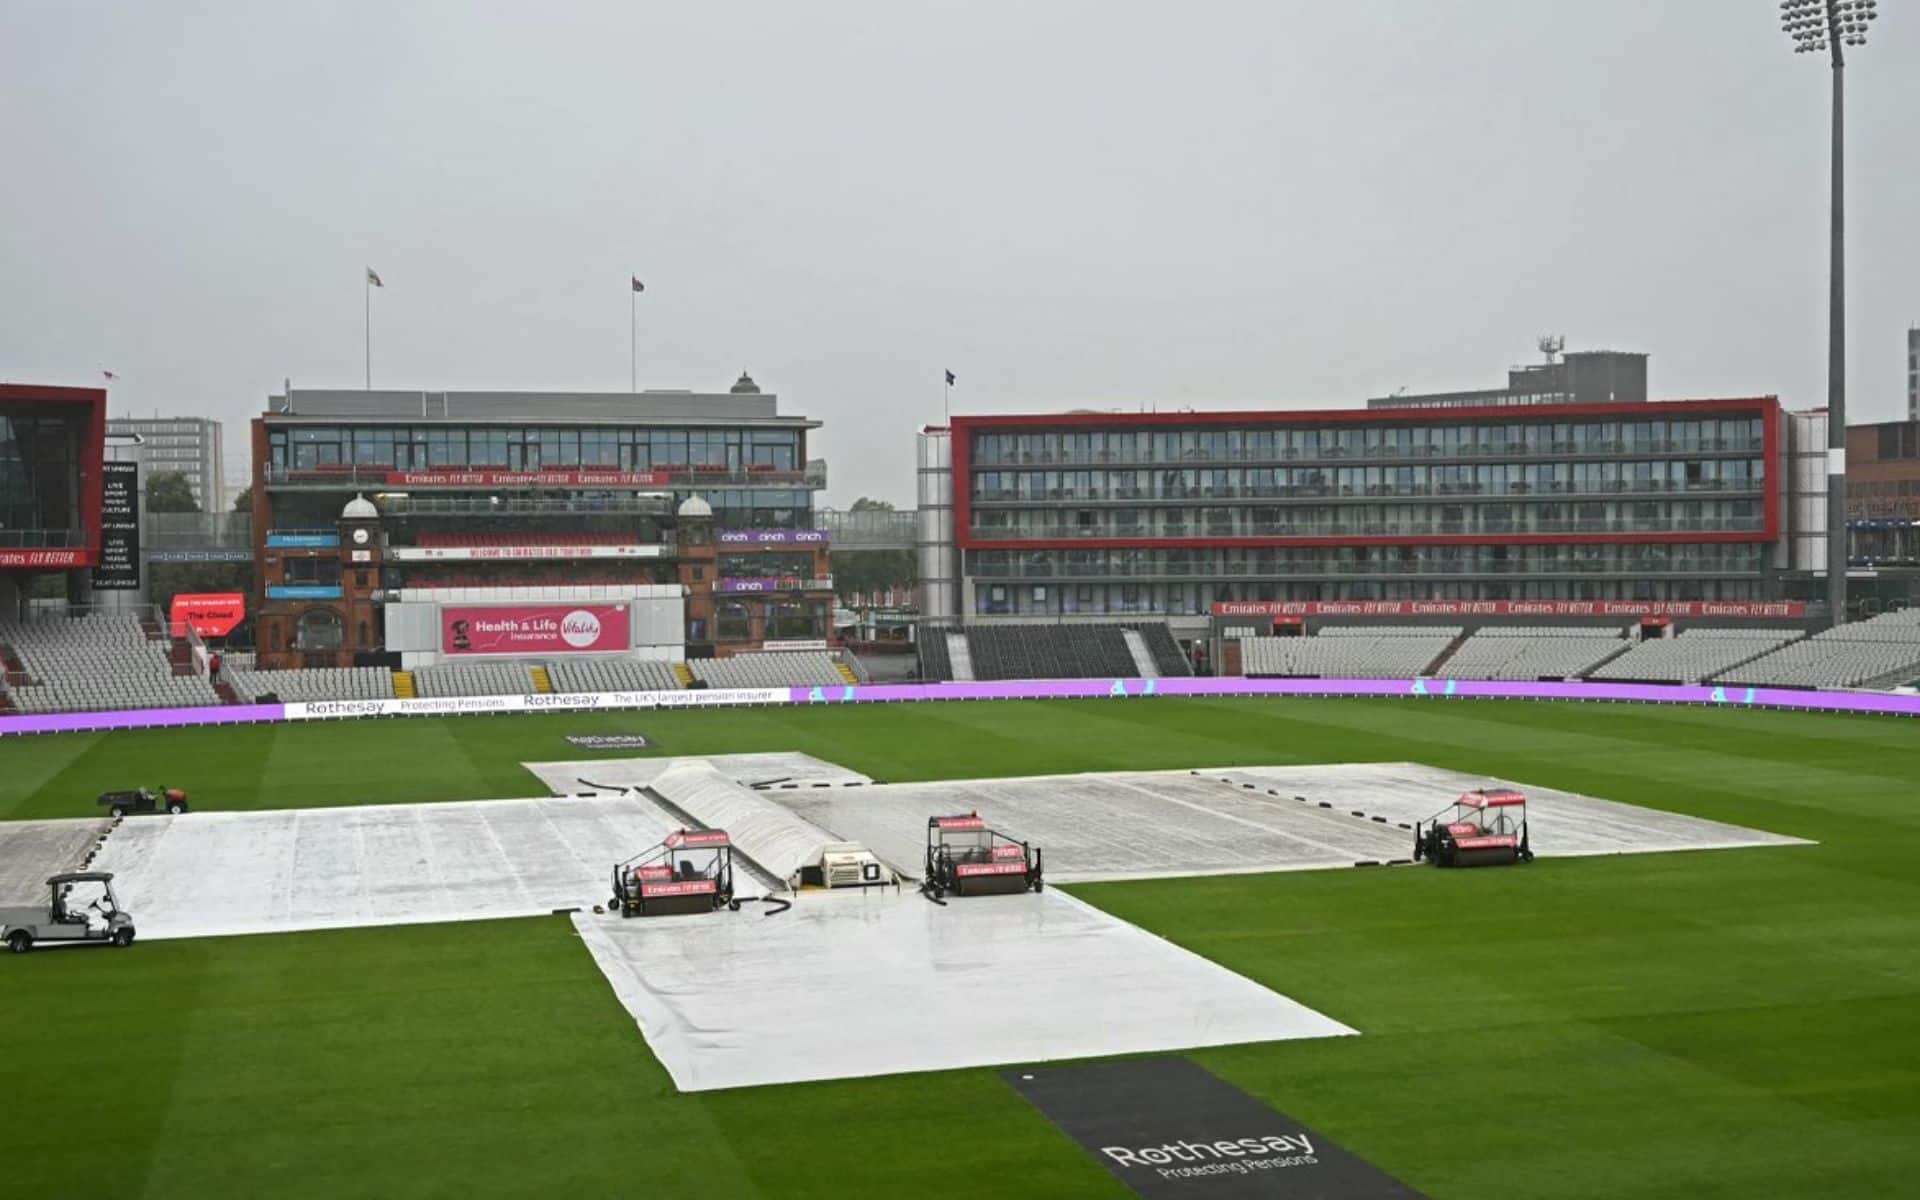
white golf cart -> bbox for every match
[1,872,137,953]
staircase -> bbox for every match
[835,660,859,685]
[529,665,554,694]
[213,681,241,705]
[1120,629,1159,678]
[392,670,416,699]
[672,662,695,687]
[1422,629,1475,676]
[945,631,976,681]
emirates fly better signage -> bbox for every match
[442,604,630,656]
[1210,599,1806,619]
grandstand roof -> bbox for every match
[265,388,817,428]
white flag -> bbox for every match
[366,267,384,287]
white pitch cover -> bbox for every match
[89,796,677,940]
[572,888,1355,1093]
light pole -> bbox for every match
[1782,0,1875,626]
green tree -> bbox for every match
[231,484,253,513]
[145,470,201,514]
[832,497,914,603]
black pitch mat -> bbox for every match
[1005,1058,1425,1199]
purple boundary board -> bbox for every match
[3,680,1919,739]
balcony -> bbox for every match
[967,437,1766,471]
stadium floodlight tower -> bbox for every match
[1781,0,1876,627]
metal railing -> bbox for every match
[967,437,1766,470]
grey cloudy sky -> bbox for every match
[2,0,1915,507]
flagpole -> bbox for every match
[630,285,637,394]
[364,275,372,390]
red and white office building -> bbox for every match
[919,395,1830,637]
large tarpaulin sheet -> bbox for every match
[773,764,1807,882]
[773,770,1412,882]
[572,888,1354,1092]
[0,819,113,904]
[522,752,870,796]
[645,760,851,886]
[88,797,678,940]
[1198,763,1812,858]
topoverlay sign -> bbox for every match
[1007,1057,1425,1198]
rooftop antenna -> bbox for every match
[1537,335,1565,364]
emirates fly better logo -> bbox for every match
[559,609,602,648]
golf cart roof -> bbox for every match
[663,829,730,849]
[1458,789,1527,808]
[932,815,987,831]
[47,871,114,885]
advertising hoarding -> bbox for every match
[441,604,631,656]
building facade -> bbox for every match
[107,416,225,511]
[0,384,107,611]
[1369,349,1648,410]
[248,379,834,669]
[1908,326,1918,421]
[923,397,1795,628]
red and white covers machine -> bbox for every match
[1413,789,1534,868]
[922,814,1044,898]
[612,828,739,917]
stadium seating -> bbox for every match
[547,658,684,693]
[221,666,397,703]
[1587,629,1800,684]
[915,628,954,681]
[1123,622,1191,676]
[690,652,848,689]
[1441,626,1629,680]
[1715,610,1920,688]
[0,612,222,713]
[413,662,538,697]
[1239,629,1459,678]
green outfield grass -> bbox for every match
[2,697,1917,1198]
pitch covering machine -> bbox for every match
[1413,789,1533,868]
[612,828,739,917]
[922,813,1043,898]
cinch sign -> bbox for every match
[442,604,630,656]
[170,592,246,638]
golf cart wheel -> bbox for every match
[109,806,126,819]
[112,928,135,948]
[7,930,30,954]
[167,802,186,815]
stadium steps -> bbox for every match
[1858,660,1920,691]
[212,680,241,705]
[1121,629,1159,678]
[946,632,976,681]
[672,662,695,687]
[392,670,417,699]
[834,660,859,685]
[1423,629,1475,676]
[1697,636,1812,686]
[138,618,164,640]
[530,665,554,694]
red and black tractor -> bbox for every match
[922,813,1043,899]
[611,828,739,917]
[1414,789,1533,868]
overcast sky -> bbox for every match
[2,0,1915,506]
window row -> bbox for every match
[968,542,1765,580]
[975,577,1767,616]
[970,499,1765,539]
[968,417,1764,467]
[269,425,802,473]
[971,459,1765,503]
